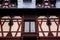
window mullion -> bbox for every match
[29,22,31,32]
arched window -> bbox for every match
[38,16,60,37]
[0,16,23,37]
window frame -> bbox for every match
[24,20,36,33]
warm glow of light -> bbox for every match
[3,22,9,31]
[0,33,2,37]
[16,33,21,37]
[2,21,22,37]
[38,25,41,31]
[11,22,18,31]
[50,22,57,31]
[0,16,60,37]
[41,22,49,31]
[49,16,58,18]
[39,32,43,37]
[3,33,8,37]
[2,16,10,19]
[58,25,60,31]
[58,32,60,36]
[12,33,16,37]
[44,32,48,36]
[0,16,22,37]
[19,25,22,31]
[52,32,56,36]
[13,16,22,19]
[38,16,59,37]
[38,16,47,18]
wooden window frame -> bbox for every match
[24,20,36,33]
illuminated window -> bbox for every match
[38,16,59,37]
[24,21,35,32]
[24,22,29,32]
[31,22,35,32]
[0,16,22,37]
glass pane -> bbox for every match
[24,22,29,32]
[52,32,56,37]
[0,33,2,37]
[11,22,18,31]
[44,32,48,37]
[3,22,9,31]
[39,32,43,37]
[31,22,35,32]
[16,33,21,37]
[50,22,57,31]
[58,32,60,36]
[41,22,49,31]
[3,33,8,37]
[11,33,16,37]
